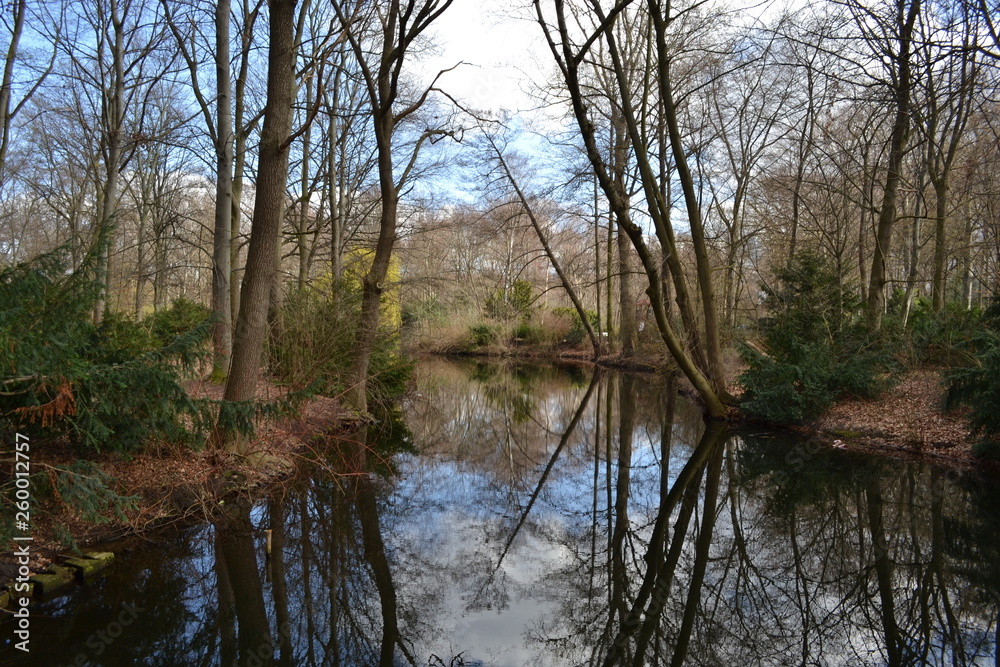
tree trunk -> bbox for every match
[211,0,234,382]
[931,177,948,311]
[355,432,404,667]
[611,107,636,357]
[617,225,637,357]
[93,0,126,326]
[337,0,455,413]
[901,179,924,328]
[866,0,922,332]
[534,0,726,417]
[343,111,396,414]
[153,229,167,311]
[218,0,297,449]
[788,65,815,265]
[134,203,147,319]
[297,77,313,291]
[961,214,974,309]
[0,0,26,186]
[230,0,260,337]
[650,2,727,397]
[215,502,274,666]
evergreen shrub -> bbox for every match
[0,248,213,452]
[485,279,534,320]
[739,252,899,424]
[469,323,500,347]
[945,299,1000,454]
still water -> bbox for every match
[4,358,1000,666]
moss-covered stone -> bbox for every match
[30,566,75,596]
[82,551,114,563]
[63,555,112,582]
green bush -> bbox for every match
[144,298,212,348]
[485,279,534,320]
[91,311,157,364]
[512,321,546,344]
[739,342,836,423]
[469,323,500,347]
[739,252,898,424]
[270,281,411,409]
[945,299,1000,452]
[905,299,981,366]
[0,247,213,452]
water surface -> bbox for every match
[4,357,1000,665]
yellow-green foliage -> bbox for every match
[272,250,411,406]
[337,247,402,331]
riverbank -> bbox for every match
[807,369,981,465]
[428,343,670,374]
[0,378,355,599]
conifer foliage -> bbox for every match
[0,247,213,451]
[946,299,1000,454]
[739,252,899,423]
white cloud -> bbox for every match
[419,0,550,115]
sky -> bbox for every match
[421,0,552,116]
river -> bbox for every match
[3,357,1000,665]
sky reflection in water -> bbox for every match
[3,357,1000,666]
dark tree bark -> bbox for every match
[217,0,297,450]
[861,0,923,331]
[215,502,274,666]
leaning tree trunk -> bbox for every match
[534,0,726,417]
[487,133,602,357]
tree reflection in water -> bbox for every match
[393,359,1000,666]
[5,358,999,666]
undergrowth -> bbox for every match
[739,252,899,424]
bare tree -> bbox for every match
[483,126,602,356]
[1,0,57,192]
[534,0,728,417]
[840,0,924,330]
[331,0,456,414]
[915,1,979,311]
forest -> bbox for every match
[2,0,1000,543]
